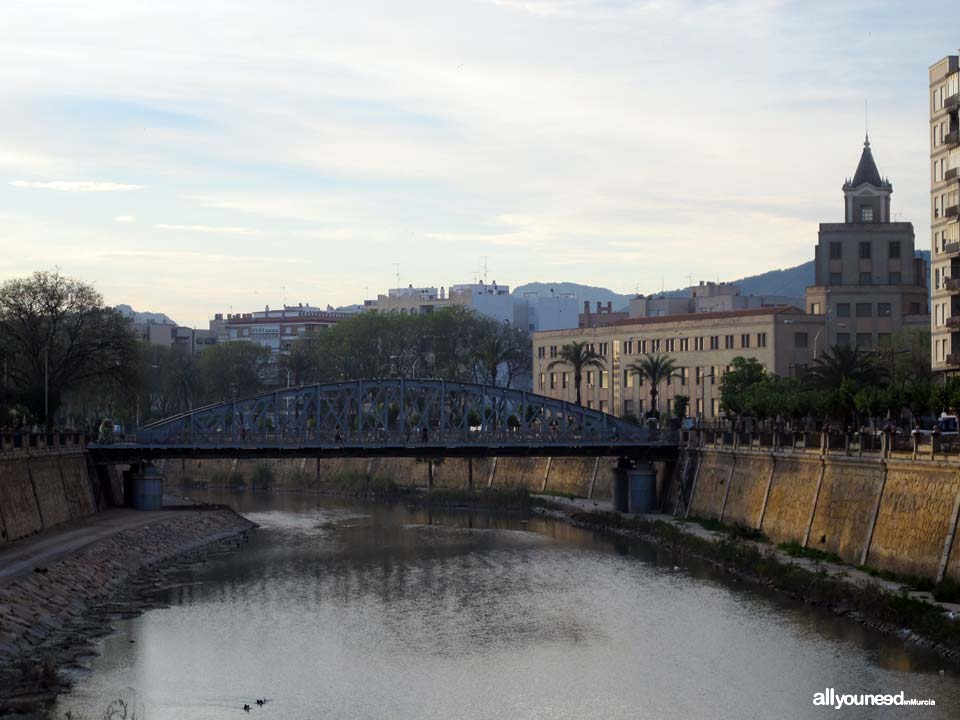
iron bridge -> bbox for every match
[89,379,679,461]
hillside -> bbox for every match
[115,304,177,325]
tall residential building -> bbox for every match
[215,304,354,353]
[930,53,960,372]
[805,136,928,352]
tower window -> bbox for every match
[859,241,872,258]
[829,242,842,259]
[861,206,874,222]
[888,241,901,259]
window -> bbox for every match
[695,367,703,385]
[549,373,556,389]
[651,339,661,352]
[561,372,568,389]
[859,272,872,285]
[855,333,873,348]
[679,337,689,352]
[666,399,673,415]
[600,371,609,389]
[910,302,922,315]
[878,303,892,318]
[859,241,872,258]
[680,367,689,386]
[599,401,607,413]
[537,346,545,359]
[711,365,720,384]
[549,345,557,358]
[623,399,634,415]
[724,335,734,349]
[694,337,704,351]
[586,401,593,409]
[836,303,850,317]
[622,340,633,354]
[711,398,720,417]
[696,398,704,417]
[810,302,821,314]
[538,373,545,390]
[757,332,767,348]
[889,241,901,259]
[888,271,901,285]
[598,342,609,355]
[709,336,720,350]
[861,207,874,223]
[794,332,809,348]
[829,241,842,259]
[829,272,843,285]
[740,333,750,348]
[623,369,633,388]
[836,333,851,346]
[637,400,645,414]
[586,371,595,387]
[665,338,675,352]
[855,303,872,317]
[639,340,647,354]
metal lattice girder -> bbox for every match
[130,379,655,450]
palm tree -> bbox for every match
[804,345,885,390]
[548,341,605,405]
[474,327,518,386]
[626,353,678,416]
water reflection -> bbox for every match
[55,490,960,720]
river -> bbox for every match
[53,490,960,719]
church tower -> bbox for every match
[804,135,928,356]
[842,136,892,223]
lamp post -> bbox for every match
[699,367,715,428]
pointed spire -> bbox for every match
[850,136,883,188]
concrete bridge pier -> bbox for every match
[613,458,658,514]
[122,462,164,510]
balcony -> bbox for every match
[948,353,960,367]
[946,129,960,146]
[946,278,960,292]
[948,167,959,181]
[944,241,960,255]
[947,205,960,218]
[947,94,960,112]
[947,317,960,329]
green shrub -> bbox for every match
[250,463,274,488]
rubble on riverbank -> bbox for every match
[0,508,255,718]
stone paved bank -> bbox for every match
[0,508,255,715]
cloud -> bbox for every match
[9,180,143,192]
[153,223,258,235]
[113,215,136,223]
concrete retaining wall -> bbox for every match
[684,447,960,583]
[0,451,97,542]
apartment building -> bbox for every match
[215,304,354,353]
[532,307,822,420]
[930,53,960,372]
[806,135,929,351]
[134,321,217,354]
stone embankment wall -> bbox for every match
[0,451,99,545]
[675,448,960,583]
[158,455,677,501]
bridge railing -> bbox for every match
[0,431,85,456]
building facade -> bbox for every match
[930,53,960,372]
[805,137,928,352]
[134,321,218,354]
[216,305,353,352]
[532,307,822,420]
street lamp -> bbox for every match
[698,367,715,428]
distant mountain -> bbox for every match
[512,282,633,312]
[115,304,177,325]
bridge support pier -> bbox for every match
[122,462,164,511]
[613,458,658,514]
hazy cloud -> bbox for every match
[113,215,136,223]
[153,224,258,235]
[10,180,144,192]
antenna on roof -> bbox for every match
[482,256,489,284]
[393,263,400,292]
[865,99,869,142]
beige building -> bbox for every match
[532,307,822,420]
[930,53,960,372]
[805,136,929,352]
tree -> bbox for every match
[672,394,689,420]
[804,345,885,391]
[719,357,766,416]
[473,324,518,386]
[548,341,605,405]
[196,342,272,403]
[627,353,677,415]
[0,271,139,426]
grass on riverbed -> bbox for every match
[566,509,960,653]
[678,515,767,542]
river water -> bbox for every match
[54,490,960,720]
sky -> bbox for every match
[0,0,956,327]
